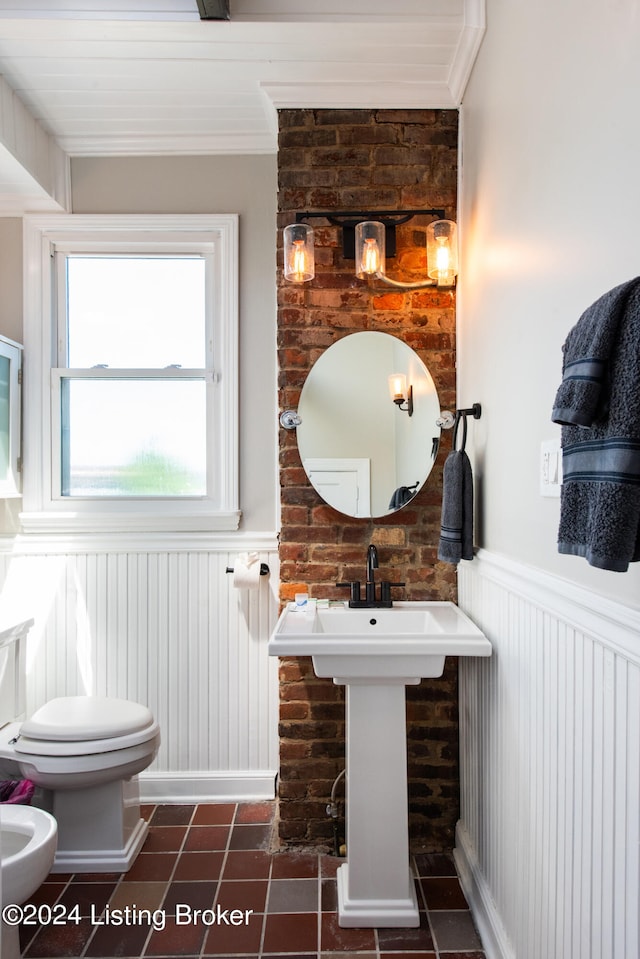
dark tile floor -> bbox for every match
[19,801,485,958]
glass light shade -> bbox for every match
[388,372,407,404]
[427,219,458,285]
[355,221,385,279]
[284,223,314,282]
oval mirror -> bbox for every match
[296,331,441,518]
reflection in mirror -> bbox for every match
[296,331,441,518]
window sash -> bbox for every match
[54,250,213,370]
[51,369,214,502]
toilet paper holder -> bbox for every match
[226,563,270,576]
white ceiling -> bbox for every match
[0,0,485,212]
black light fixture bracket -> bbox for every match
[294,209,445,260]
[196,0,230,20]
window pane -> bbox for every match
[61,379,207,497]
[67,256,206,368]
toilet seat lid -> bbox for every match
[20,697,154,742]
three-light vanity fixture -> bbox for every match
[283,209,458,290]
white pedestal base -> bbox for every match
[336,677,421,928]
[337,862,419,927]
[36,776,148,873]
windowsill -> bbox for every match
[19,509,242,534]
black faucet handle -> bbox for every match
[379,581,405,601]
[336,581,361,603]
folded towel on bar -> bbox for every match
[552,277,640,427]
[551,276,640,571]
[438,450,474,564]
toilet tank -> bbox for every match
[0,620,33,726]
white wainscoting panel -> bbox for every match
[456,550,640,959]
[0,536,280,801]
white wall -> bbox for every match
[458,0,640,607]
[456,4,640,956]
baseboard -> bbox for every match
[139,770,278,803]
[454,821,514,959]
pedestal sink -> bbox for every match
[269,601,491,928]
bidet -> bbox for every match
[1,805,57,959]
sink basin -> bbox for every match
[270,600,491,680]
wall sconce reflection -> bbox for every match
[388,373,413,416]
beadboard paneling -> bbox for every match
[0,538,280,801]
[457,551,640,959]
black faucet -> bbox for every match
[336,544,405,608]
[366,544,379,603]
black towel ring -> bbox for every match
[452,411,467,452]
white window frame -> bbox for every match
[21,214,240,533]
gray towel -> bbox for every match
[551,277,640,571]
[552,278,640,427]
[438,450,474,564]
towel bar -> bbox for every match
[437,402,481,429]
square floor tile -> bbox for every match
[202,909,264,955]
[320,855,341,878]
[268,878,319,913]
[192,803,236,826]
[123,852,178,883]
[184,825,230,852]
[24,917,95,957]
[145,916,207,956]
[262,912,318,954]
[216,879,268,914]
[380,953,436,959]
[320,878,337,913]
[438,952,486,959]
[320,912,376,953]
[429,910,483,952]
[271,851,319,879]
[24,882,65,909]
[413,852,457,877]
[330,953,377,959]
[376,911,435,952]
[172,852,224,882]
[420,876,469,910]
[228,823,272,850]
[83,918,151,957]
[143,825,188,853]
[222,849,272,880]
[163,880,217,914]
[235,800,276,824]
[109,880,168,912]
[150,805,196,827]
[57,881,117,918]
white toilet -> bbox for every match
[1,804,57,959]
[0,621,160,874]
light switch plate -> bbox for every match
[540,438,562,497]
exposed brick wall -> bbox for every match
[277,109,459,850]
